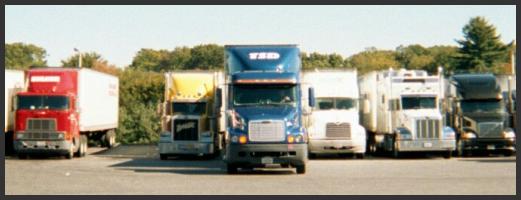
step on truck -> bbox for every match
[223,44,314,174]
[5,70,25,155]
[14,68,119,159]
[359,68,456,158]
[302,70,366,158]
[446,73,516,157]
[158,71,225,159]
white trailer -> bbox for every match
[302,70,366,158]
[5,70,25,154]
[359,68,456,158]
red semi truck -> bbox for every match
[13,68,119,159]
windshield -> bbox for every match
[233,84,297,106]
[172,102,206,115]
[461,100,505,113]
[401,97,436,110]
[17,95,69,110]
[315,98,358,110]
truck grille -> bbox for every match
[27,119,57,131]
[415,119,440,139]
[173,119,199,141]
[248,120,285,142]
[477,122,503,138]
[23,132,62,140]
[326,123,351,138]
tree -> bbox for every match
[187,44,224,70]
[456,16,511,73]
[348,48,400,74]
[5,42,47,69]
[129,49,172,72]
[61,52,105,68]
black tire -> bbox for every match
[503,150,514,157]
[17,154,28,160]
[65,146,74,159]
[392,139,400,158]
[356,153,365,159]
[308,153,317,159]
[160,154,168,160]
[295,164,306,174]
[75,135,88,157]
[338,153,351,158]
[103,130,116,148]
[456,140,468,157]
[280,164,290,168]
[226,163,238,174]
[443,151,452,159]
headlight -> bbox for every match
[230,111,245,130]
[57,133,65,139]
[443,127,456,139]
[502,128,516,139]
[231,135,239,143]
[461,132,477,139]
[286,114,299,127]
[231,135,248,144]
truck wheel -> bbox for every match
[456,140,467,157]
[443,151,452,159]
[80,135,88,157]
[295,164,306,174]
[503,150,514,157]
[226,164,238,174]
[356,153,365,159]
[65,146,74,159]
[160,154,168,160]
[17,154,28,160]
[104,130,116,148]
[308,153,317,159]
[392,140,400,158]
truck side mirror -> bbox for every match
[308,87,315,107]
[216,88,223,109]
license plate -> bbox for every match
[179,144,194,150]
[423,142,432,148]
[36,141,46,147]
[487,145,495,150]
[261,157,273,164]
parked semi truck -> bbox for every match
[14,68,119,159]
[223,44,314,174]
[446,73,516,156]
[158,71,225,159]
[359,68,456,158]
[5,70,26,155]
[302,70,366,158]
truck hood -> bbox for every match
[15,109,73,132]
[234,105,297,121]
[308,109,360,138]
[462,112,508,123]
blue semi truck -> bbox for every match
[223,44,314,174]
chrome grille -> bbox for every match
[477,122,503,138]
[326,123,351,138]
[23,132,62,140]
[248,120,285,142]
[415,119,440,139]
[27,119,57,131]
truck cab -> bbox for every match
[302,70,366,158]
[223,45,314,174]
[448,74,516,156]
[158,72,224,159]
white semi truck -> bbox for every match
[5,70,25,154]
[302,70,366,158]
[359,68,456,158]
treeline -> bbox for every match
[4,16,516,144]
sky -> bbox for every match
[5,5,516,67]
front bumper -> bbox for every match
[460,138,516,151]
[158,141,214,155]
[309,139,365,154]
[397,139,456,152]
[14,139,73,155]
[225,143,307,167]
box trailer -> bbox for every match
[14,68,119,159]
[5,69,25,154]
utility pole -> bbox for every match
[74,48,82,68]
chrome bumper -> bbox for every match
[397,139,456,152]
[308,139,366,154]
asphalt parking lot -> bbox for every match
[4,145,516,195]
